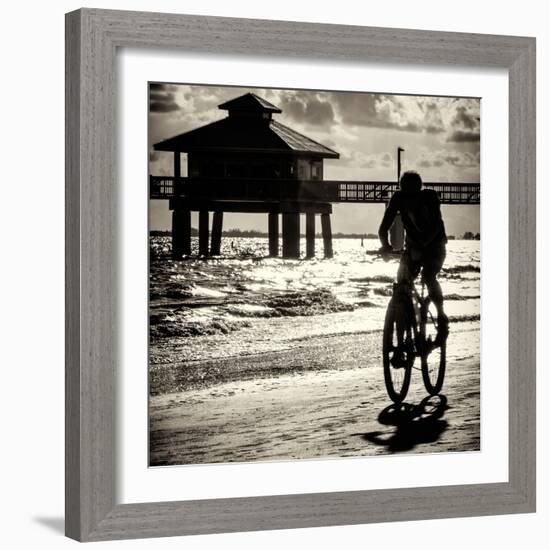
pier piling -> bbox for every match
[282,212,300,258]
[211,211,223,255]
[172,209,191,259]
[306,213,316,258]
[321,213,333,258]
[199,210,210,256]
[268,213,279,257]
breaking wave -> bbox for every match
[148,237,480,358]
[150,316,251,339]
[264,289,354,316]
[350,275,394,284]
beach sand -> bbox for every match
[149,324,480,466]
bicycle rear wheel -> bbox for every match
[382,297,414,403]
[420,298,447,395]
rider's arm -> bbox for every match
[378,193,399,249]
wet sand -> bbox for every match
[149,325,480,466]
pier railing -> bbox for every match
[150,176,480,205]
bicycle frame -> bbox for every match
[392,279,435,358]
[381,252,447,401]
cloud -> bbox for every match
[415,150,480,169]
[420,100,446,134]
[379,152,393,167]
[148,149,172,176]
[330,93,377,127]
[150,83,178,92]
[342,150,394,169]
[150,92,171,102]
[447,104,480,142]
[453,105,478,130]
[375,96,421,132]
[149,83,183,113]
[278,91,335,127]
[328,94,482,146]
[417,158,432,168]
[328,93,449,135]
[447,130,481,142]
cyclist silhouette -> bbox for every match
[378,171,449,343]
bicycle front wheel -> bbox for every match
[420,298,446,395]
[382,297,414,403]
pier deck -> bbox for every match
[150,176,480,205]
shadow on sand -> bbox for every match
[353,394,450,453]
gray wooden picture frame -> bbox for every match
[65,8,536,542]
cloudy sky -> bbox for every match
[149,84,480,236]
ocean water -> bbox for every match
[149,237,480,368]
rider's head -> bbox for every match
[400,171,422,194]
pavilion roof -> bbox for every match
[154,93,339,158]
[217,92,282,113]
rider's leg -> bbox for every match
[424,274,445,318]
[422,245,446,314]
[422,245,448,342]
[423,271,448,347]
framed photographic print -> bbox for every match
[147,82,482,466]
[65,8,536,542]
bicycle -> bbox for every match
[378,252,447,403]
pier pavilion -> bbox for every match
[153,93,340,259]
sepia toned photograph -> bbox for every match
[148,83,481,467]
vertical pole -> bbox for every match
[306,213,315,258]
[199,210,209,256]
[321,213,333,258]
[172,209,191,259]
[268,213,279,257]
[174,151,181,177]
[282,212,300,258]
[397,146,404,182]
[211,211,223,256]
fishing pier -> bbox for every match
[150,93,480,259]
